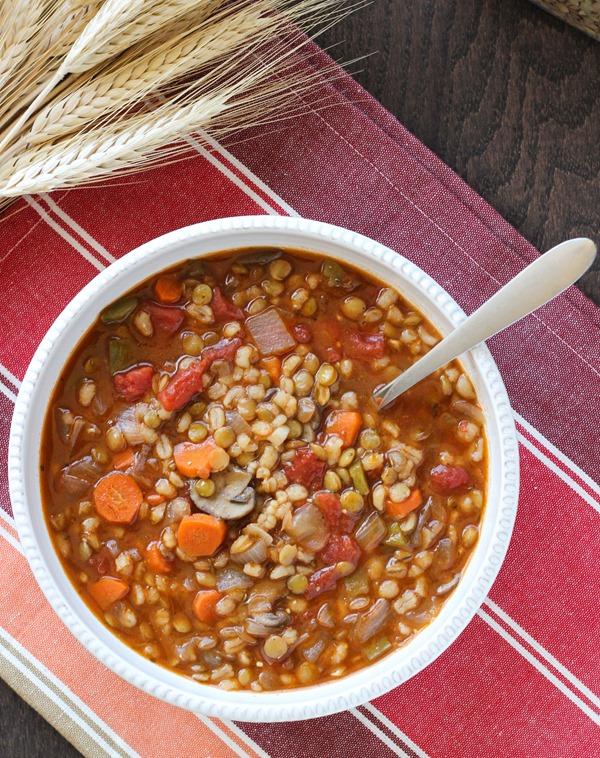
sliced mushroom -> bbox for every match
[189,466,256,520]
[246,610,289,638]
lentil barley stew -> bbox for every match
[42,248,487,691]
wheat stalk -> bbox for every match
[0,0,224,150]
[0,1,45,92]
[0,1,103,129]
[0,0,358,201]
[27,3,280,146]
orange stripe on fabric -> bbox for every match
[0,544,238,758]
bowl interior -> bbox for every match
[9,216,519,721]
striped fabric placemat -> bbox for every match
[0,52,598,757]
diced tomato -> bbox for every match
[313,491,341,530]
[285,447,326,491]
[89,546,114,576]
[320,534,361,566]
[201,336,242,365]
[324,347,343,362]
[345,332,386,359]
[305,565,340,600]
[312,317,343,362]
[430,464,470,492]
[292,323,312,343]
[113,365,154,402]
[338,510,360,534]
[145,303,184,335]
[211,287,244,321]
[158,338,241,411]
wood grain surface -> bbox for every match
[1,1,598,756]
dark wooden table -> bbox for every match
[1,1,598,756]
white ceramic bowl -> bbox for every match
[9,216,519,722]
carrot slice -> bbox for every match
[192,589,222,623]
[93,472,143,524]
[261,356,281,384]
[386,488,423,518]
[88,577,129,610]
[177,513,226,558]
[173,438,220,479]
[324,410,362,447]
[112,447,134,471]
[154,275,182,303]
[146,493,165,506]
[146,541,173,574]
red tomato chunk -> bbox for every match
[305,565,340,600]
[430,464,470,492]
[346,332,386,359]
[113,365,153,402]
[285,447,327,491]
[320,534,361,566]
[159,338,241,411]
[145,303,184,334]
[211,287,244,321]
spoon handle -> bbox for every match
[374,237,597,408]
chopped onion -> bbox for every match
[216,566,253,592]
[246,307,296,356]
[301,631,329,662]
[55,408,86,452]
[115,407,146,446]
[352,599,390,644]
[355,512,386,551]
[451,399,484,426]
[165,497,191,524]
[286,503,328,551]
[59,456,101,497]
[225,410,252,436]
[230,538,268,565]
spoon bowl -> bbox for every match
[374,237,597,408]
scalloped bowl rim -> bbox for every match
[8,215,519,722]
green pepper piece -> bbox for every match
[363,636,392,661]
[344,567,370,598]
[108,338,131,374]
[101,296,138,325]
[237,249,282,265]
[321,259,347,286]
[186,260,205,278]
[384,521,407,548]
[349,459,369,496]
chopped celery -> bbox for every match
[363,635,392,661]
[344,567,369,598]
[101,296,138,325]
[349,460,369,495]
[384,522,407,548]
[108,338,131,374]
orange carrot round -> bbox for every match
[324,410,362,447]
[154,275,182,304]
[192,589,222,623]
[386,488,423,518]
[261,356,282,384]
[177,513,226,558]
[146,541,173,574]
[88,577,129,610]
[93,472,143,524]
[173,438,219,479]
[112,447,134,471]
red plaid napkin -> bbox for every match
[0,47,598,758]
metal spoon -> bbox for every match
[373,237,597,409]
